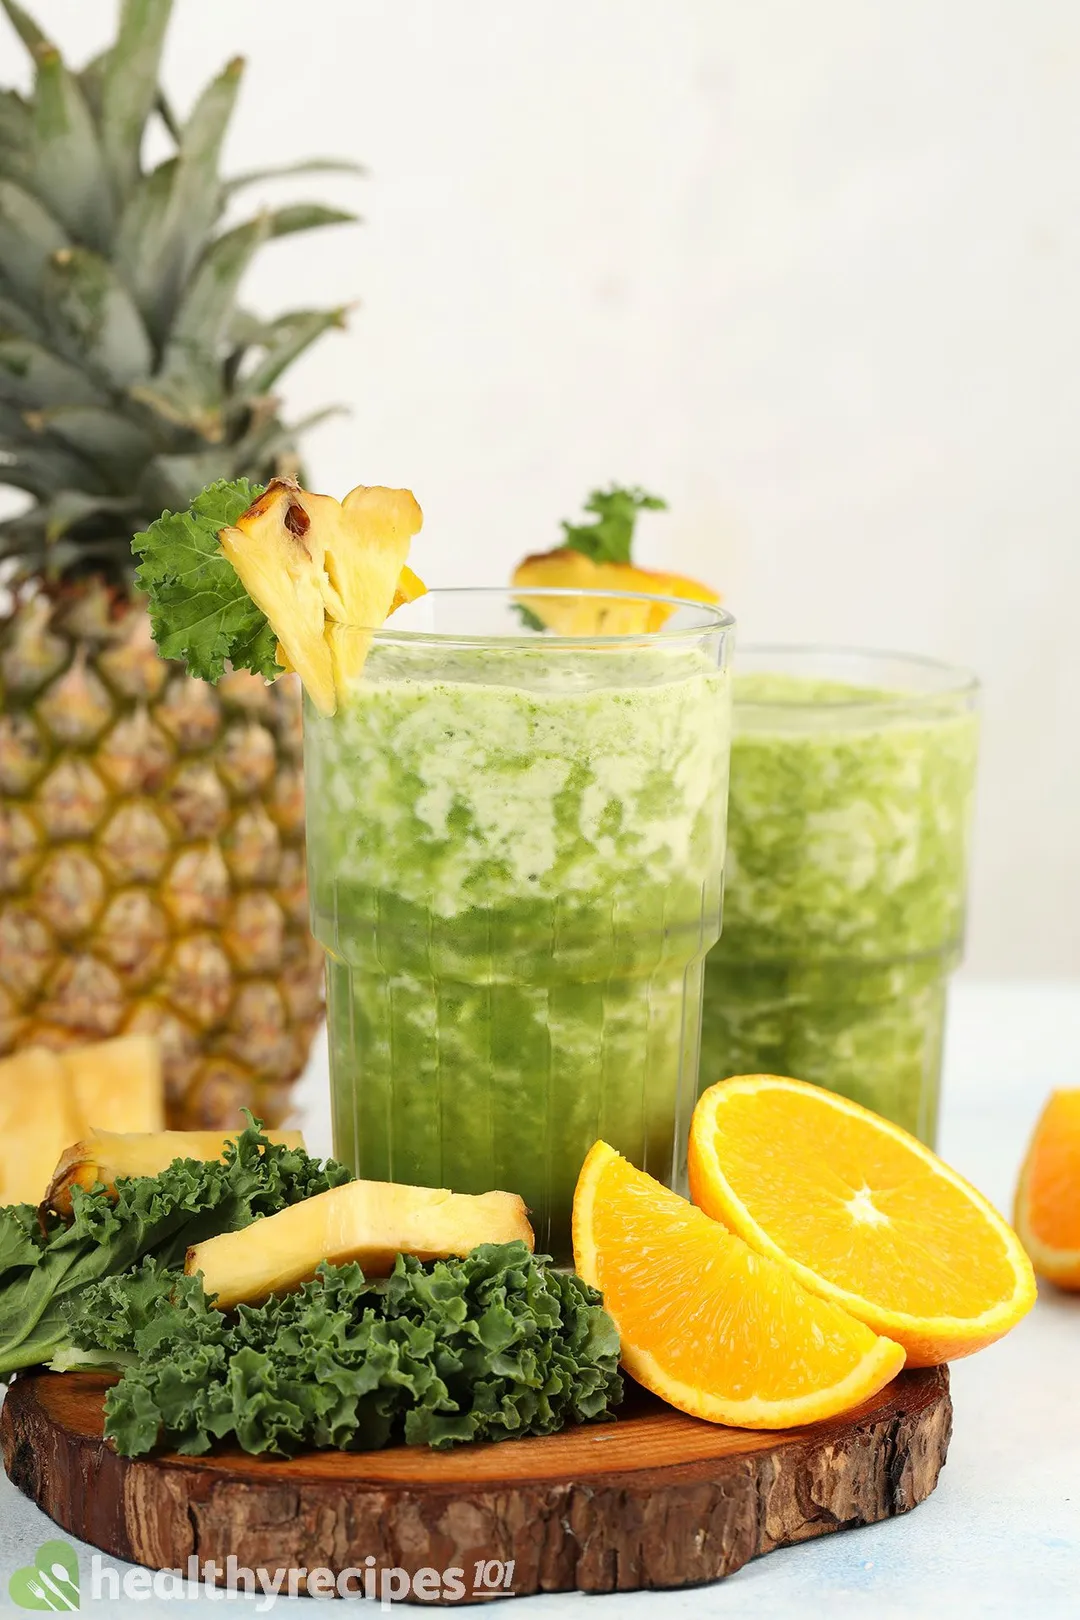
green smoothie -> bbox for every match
[701,663,979,1142]
[305,633,732,1258]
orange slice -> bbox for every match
[573,1141,905,1429]
[688,1076,1037,1365]
[512,548,719,634]
[1014,1089,1080,1290]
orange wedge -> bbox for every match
[689,1076,1037,1365]
[1014,1089,1080,1290]
[512,548,719,634]
[573,1141,905,1429]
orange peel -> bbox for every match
[1014,1089,1080,1290]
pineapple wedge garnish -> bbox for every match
[219,478,424,715]
[45,1126,306,1218]
[327,485,426,689]
[513,548,720,635]
[185,1177,534,1307]
[274,565,426,678]
[391,564,428,612]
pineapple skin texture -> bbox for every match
[0,582,325,1129]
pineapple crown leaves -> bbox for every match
[0,0,361,587]
[132,475,279,683]
[560,485,668,565]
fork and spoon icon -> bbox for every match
[20,1562,79,1610]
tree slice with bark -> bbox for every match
[1,1367,951,1601]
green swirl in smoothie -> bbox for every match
[306,642,731,1258]
[701,671,979,1142]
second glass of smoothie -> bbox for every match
[701,648,979,1145]
[304,588,734,1258]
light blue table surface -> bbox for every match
[1,982,1077,1617]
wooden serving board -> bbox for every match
[2,1369,951,1602]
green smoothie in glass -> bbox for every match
[305,589,734,1257]
[701,649,979,1143]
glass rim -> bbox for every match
[734,642,979,706]
[359,585,734,648]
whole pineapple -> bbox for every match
[0,0,357,1125]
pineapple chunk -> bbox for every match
[0,1049,81,1206]
[45,1126,306,1218]
[220,478,424,716]
[59,1033,164,1138]
[186,1178,534,1308]
[513,548,720,634]
[274,563,427,672]
[391,564,427,613]
[327,485,424,688]
[220,480,338,715]
[0,1034,166,1207]
[275,567,427,673]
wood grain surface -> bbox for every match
[1,1367,951,1602]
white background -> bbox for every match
[4,0,1079,977]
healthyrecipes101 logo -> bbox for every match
[8,1541,80,1610]
[9,1543,517,1607]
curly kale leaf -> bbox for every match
[68,1243,623,1458]
[132,478,280,682]
[0,1118,350,1378]
[0,1204,48,1272]
[560,485,667,565]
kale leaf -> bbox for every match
[0,1119,350,1378]
[66,1243,623,1457]
[560,485,667,565]
[513,484,669,630]
[132,478,280,682]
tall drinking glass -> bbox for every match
[700,648,979,1145]
[304,588,735,1258]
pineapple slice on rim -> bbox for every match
[273,565,426,679]
[390,564,428,612]
[219,479,424,715]
[329,485,426,689]
[219,482,339,715]
[513,547,720,635]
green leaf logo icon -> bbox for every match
[8,1540,80,1610]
